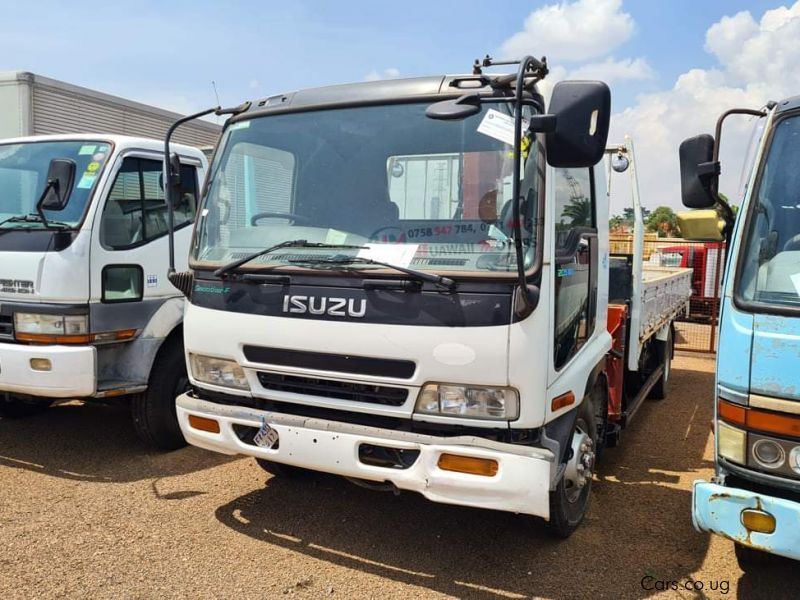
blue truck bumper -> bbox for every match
[693,480,800,561]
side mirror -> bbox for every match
[679,134,718,209]
[546,81,611,168]
[676,209,725,241]
[426,94,482,120]
[37,158,76,211]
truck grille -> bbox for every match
[0,315,14,340]
[257,372,409,406]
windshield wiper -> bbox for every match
[213,239,367,278]
[0,213,72,230]
[289,254,457,291]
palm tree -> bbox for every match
[562,197,591,226]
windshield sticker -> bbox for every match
[325,229,349,245]
[229,121,250,131]
[86,161,100,173]
[358,243,419,268]
[477,109,530,146]
[92,152,106,162]
[78,144,96,155]
[76,174,97,189]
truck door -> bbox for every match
[89,151,200,352]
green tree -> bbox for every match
[562,197,591,226]
[646,205,679,237]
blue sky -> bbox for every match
[0,1,780,111]
[2,1,799,209]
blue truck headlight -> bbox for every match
[189,354,250,390]
[415,383,519,419]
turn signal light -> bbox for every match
[741,509,776,534]
[29,358,52,371]
[16,329,137,345]
[437,453,498,477]
[719,400,800,438]
[188,415,221,434]
[551,392,575,412]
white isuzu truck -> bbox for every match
[168,56,689,536]
[0,134,207,449]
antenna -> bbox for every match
[211,80,221,108]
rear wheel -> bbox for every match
[545,393,597,538]
[0,395,52,418]
[648,325,673,400]
[131,338,188,451]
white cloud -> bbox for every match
[364,67,401,82]
[611,2,800,211]
[500,0,634,62]
[568,56,653,83]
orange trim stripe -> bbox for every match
[719,399,800,439]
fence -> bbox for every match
[610,234,725,353]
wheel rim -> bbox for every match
[563,417,596,504]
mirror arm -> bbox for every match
[34,179,56,228]
[511,56,541,317]
[708,108,765,242]
[164,105,220,275]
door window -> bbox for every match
[101,157,198,249]
[553,167,598,368]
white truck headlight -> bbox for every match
[189,354,250,390]
[717,421,747,464]
[415,383,519,420]
[14,313,89,342]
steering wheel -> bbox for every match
[250,212,312,226]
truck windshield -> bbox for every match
[739,115,800,309]
[194,102,540,275]
[0,140,111,228]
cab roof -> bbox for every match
[238,74,533,121]
[0,133,204,159]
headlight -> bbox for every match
[189,354,249,390]
[752,439,786,469]
[415,383,519,420]
[717,421,747,464]
[14,313,89,343]
[790,447,800,476]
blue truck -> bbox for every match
[678,98,800,567]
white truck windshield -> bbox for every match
[0,140,111,228]
[194,102,540,274]
[739,115,800,308]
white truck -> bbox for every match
[168,56,691,536]
[0,134,208,449]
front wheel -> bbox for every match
[0,395,52,418]
[545,394,598,539]
[735,542,781,570]
[131,339,188,451]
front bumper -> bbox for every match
[692,480,800,561]
[177,393,555,518]
[0,341,96,398]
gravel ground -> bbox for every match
[1,353,798,599]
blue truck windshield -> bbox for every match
[0,140,111,228]
[194,102,540,274]
[738,115,800,309]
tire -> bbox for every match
[545,393,598,539]
[0,396,52,418]
[735,542,779,569]
[255,458,310,478]
[131,338,188,451]
[648,325,673,400]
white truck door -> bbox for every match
[88,150,200,349]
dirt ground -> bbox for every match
[1,353,798,599]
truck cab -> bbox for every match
[0,134,208,449]
[679,98,800,566]
[170,58,684,537]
